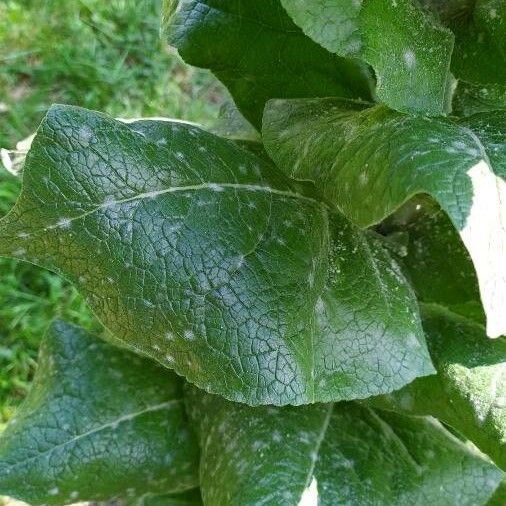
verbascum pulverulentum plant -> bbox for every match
[0,1,505,504]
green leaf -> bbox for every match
[162,0,374,129]
[385,204,485,325]
[280,0,455,115]
[371,305,506,470]
[0,105,434,406]
[186,386,502,505]
[263,99,506,337]
[448,0,506,87]
[0,321,199,505]
[488,479,506,506]
[453,81,506,117]
[420,1,506,114]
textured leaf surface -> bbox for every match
[186,386,502,505]
[0,321,199,505]
[162,0,373,128]
[263,99,506,337]
[0,105,434,406]
[421,0,506,114]
[371,305,506,470]
[280,0,455,115]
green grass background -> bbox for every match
[0,0,224,426]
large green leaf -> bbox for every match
[0,321,199,505]
[280,0,455,115]
[162,0,374,129]
[263,99,506,337]
[371,305,506,470]
[186,386,502,505]
[420,0,506,115]
[0,105,433,406]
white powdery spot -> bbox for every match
[57,218,72,229]
[403,49,416,69]
[208,183,224,192]
[460,160,506,338]
[184,329,195,340]
[298,476,318,506]
[272,430,282,443]
[78,126,93,144]
[48,487,59,496]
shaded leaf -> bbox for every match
[263,99,506,337]
[162,0,374,128]
[0,321,199,505]
[384,204,485,325]
[280,0,455,115]
[186,386,502,505]
[371,305,506,470]
[453,81,506,117]
[487,479,506,506]
[0,105,433,406]
[448,0,506,87]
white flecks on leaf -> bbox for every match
[403,49,416,69]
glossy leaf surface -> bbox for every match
[280,0,455,115]
[371,305,506,470]
[0,105,433,406]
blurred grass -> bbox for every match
[0,0,224,425]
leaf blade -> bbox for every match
[162,0,374,128]
[0,105,433,405]
[280,0,455,115]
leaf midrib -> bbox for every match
[299,403,334,499]
[8,182,321,235]
[1,400,182,474]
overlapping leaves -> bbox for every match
[0,322,502,505]
[263,99,506,337]
[185,386,501,505]
[162,0,374,128]
[280,0,455,115]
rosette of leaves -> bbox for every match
[0,0,505,503]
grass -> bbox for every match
[0,0,225,425]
